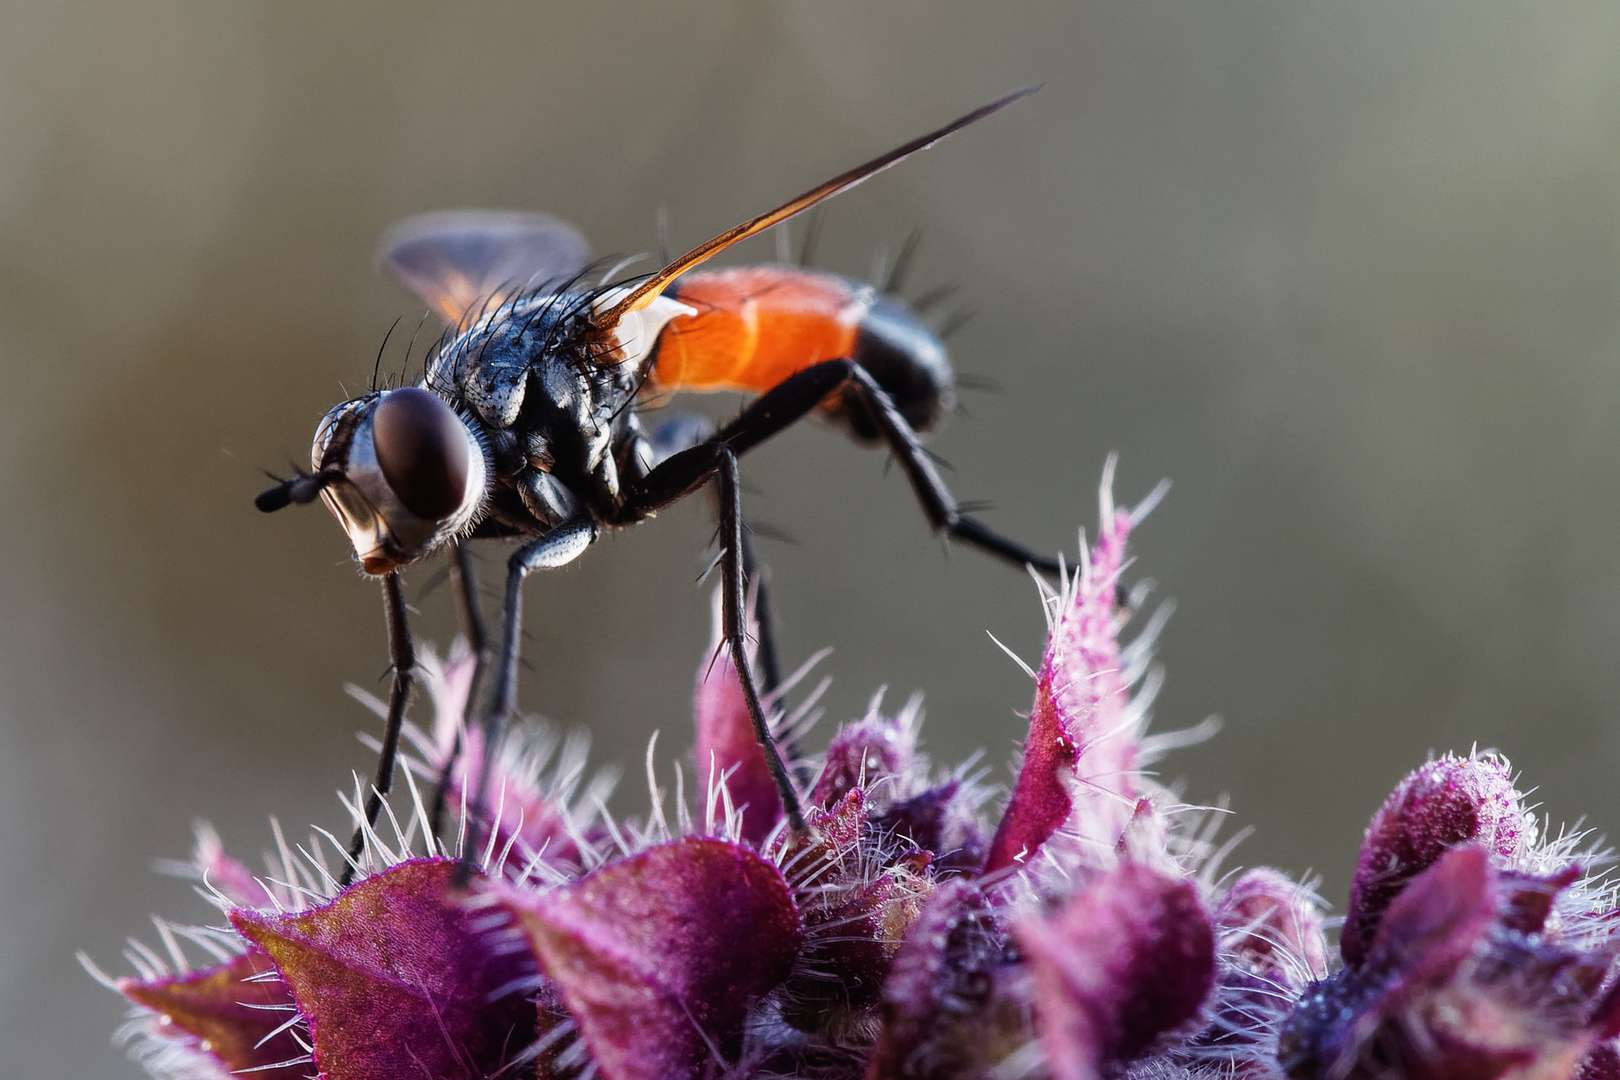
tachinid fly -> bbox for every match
[257,87,1064,882]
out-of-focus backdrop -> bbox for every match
[6,3,1620,1074]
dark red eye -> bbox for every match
[371,388,471,521]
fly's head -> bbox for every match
[258,387,490,576]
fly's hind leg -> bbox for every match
[713,359,1064,576]
[736,522,782,695]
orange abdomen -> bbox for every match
[653,268,869,393]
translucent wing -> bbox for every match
[376,210,593,325]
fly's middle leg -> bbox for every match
[456,520,596,885]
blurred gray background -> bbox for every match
[5,2,1620,1074]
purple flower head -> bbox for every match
[92,462,1620,1080]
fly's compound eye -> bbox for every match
[306,387,488,576]
[371,388,472,522]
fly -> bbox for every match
[257,87,1063,883]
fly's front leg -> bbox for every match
[430,540,488,845]
[342,572,414,886]
[457,520,596,884]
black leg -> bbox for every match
[714,490,783,696]
[341,572,414,886]
[456,520,596,885]
[430,540,488,843]
[702,359,1062,576]
[716,451,806,829]
[618,443,809,831]
[617,362,1066,836]
[652,414,784,693]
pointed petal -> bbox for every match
[986,500,1143,873]
[119,949,306,1078]
[498,837,801,1080]
[1342,754,1526,965]
[1017,861,1215,1078]
[231,858,538,1080]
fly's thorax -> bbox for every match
[429,285,690,422]
[310,387,490,576]
[430,291,588,430]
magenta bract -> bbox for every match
[231,858,537,1080]
[497,836,801,1080]
[984,502,1139,874]
[118,949,305,1077]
